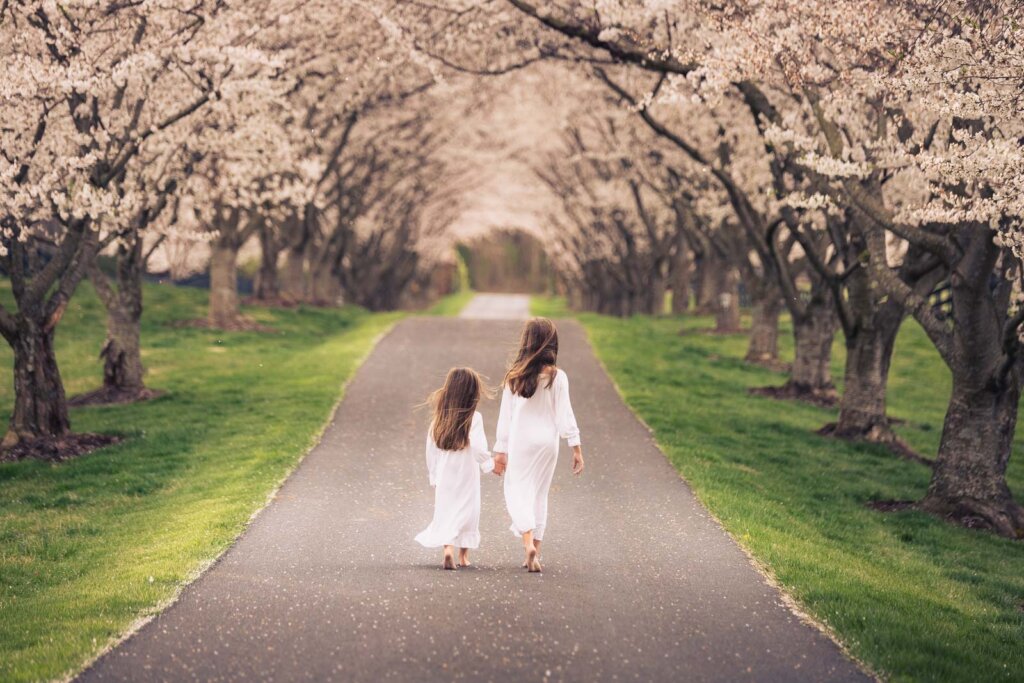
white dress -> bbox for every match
[415,411,495,549]
[494,368,580,541]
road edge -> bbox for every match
[559,317,883,683]
[64,317,405,683]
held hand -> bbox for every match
[571,447,584,476]
[492,452,508,476]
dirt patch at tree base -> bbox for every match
[242,295,302,308]
[748,383,839,408]
[172,317,276,333]
[744,357,791,373]
[0,433,122,463]
[69,386,165,407]
[817,422,933,466]
[680,326,749,336]
[870,499,1024,538]
[866,499,917,512]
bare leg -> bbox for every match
[522,539,543,567]
[443,545,456,570]
[458,547,471,567]
[523,531,541,572]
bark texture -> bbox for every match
[713,265,741,333]
[208,243,241,328]
[745,293,782,366]
[5,323,69,447]
[862,220,1024,537]
[752,291,838,407]
[73,232,158,406]
[253,220,282,302]
[670,231,690,315]
[921,379,1024,537]
[280,246,307,303]
[1,220,96,447]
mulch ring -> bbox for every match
[679,326,750,336]
[748,383,839,408]
[865,500,917,512]
[241,295,302,308]
[68,386,165,408]
[170,317,276,333]
[0,433,122,463]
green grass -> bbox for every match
[535,296,1024,682]
[0,282,402,682]
[423,288,475,316]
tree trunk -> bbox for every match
[921,377,1024,537]
[3,322,69,447]
[693,254,716,313]
[745,293,782,365]
[648,268,667,315]
[671,236,690,315]
[311,265,342,306]
[788,303,836,399]
[280,246,306,303]
[208,244,240,328]
[753,297,837,406]
[101,308,145,391]
[826,305,905,444]
[713,265,741,333]
[254,225,281,302]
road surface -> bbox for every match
[80,295,868,682]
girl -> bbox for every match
[493,318,584,573]
[415,367,496,570]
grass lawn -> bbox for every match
[0,282,403,682]
[423,288,475,316]
[533,296,1024,682]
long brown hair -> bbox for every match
[429,367,486,451]
[504,317,558,398]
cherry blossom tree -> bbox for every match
[0,0,276,446]
[503,0,1024,535]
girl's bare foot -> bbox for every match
[458,548,471,567]
[527,547,541,573]
[443,546,457,570]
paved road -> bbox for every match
[79,298,868,682]
[459,293,530,320]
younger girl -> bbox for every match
[494,318,584,573]
[415,367,496,570]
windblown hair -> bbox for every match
[504,317,559,399]
[429,367,486,451]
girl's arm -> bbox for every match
[492,386,512,474]
[555,371,585,475]
[469,413,494,474]
[555,371,581,447]
[425,431,439,486]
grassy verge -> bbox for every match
[0,283,402,682]
[535,296,1024,682]
[423,288,475,316]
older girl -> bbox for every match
[493,318,584,573]
[415,367,496,570]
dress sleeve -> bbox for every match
[555,370,581,447]
[493,385,512,453]
[425,429,439,486]
[470,412,494,473]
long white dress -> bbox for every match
[415,411,495,549]
[494,368,580,541]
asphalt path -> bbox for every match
[459,293,531,320]
[79,295,868,682]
